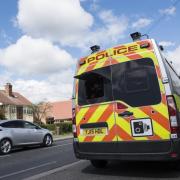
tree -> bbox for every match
[30,102,52,124]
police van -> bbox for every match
[72,32,180,168]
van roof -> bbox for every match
[76,39,156,76]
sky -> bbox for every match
[0,0,180,103]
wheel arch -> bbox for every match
[0,137,13,146]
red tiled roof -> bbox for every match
[0,90,32,106]
[48,100,72,120]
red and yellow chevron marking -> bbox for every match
[75,39,171,143]
[76,103,117,143]
[77,40,153,76]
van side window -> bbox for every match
[77,66,112,106]
[165,61,180,95]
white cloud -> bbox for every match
[3,0,129,102]
[0,35,75,76]
[0,35,76,102]
[167,46,180,74]
[160,6,176,16]
[16,0,128,49]
[17,0,93,47]
[82,10,128,48]
[159,41,175,47]
[0,71,12,88]
[132,18,152,29]
[13,78,73,103]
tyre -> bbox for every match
[0,139,12,155]
[90,160,108,168]
[43,134,53,147]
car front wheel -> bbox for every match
[0,139,12,155]
[43,134,53,147]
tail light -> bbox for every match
[167,95,179,139]
[72,108,77,138]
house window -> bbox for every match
[23,107,33,115]
[27,108,32,115]
[10,106,16,114]
[23,107,27,114]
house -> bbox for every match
[42,100,72,124]
[0,83,33,122]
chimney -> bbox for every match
[5,83,13,97]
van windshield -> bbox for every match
[77,58,161,107]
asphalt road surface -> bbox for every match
[1,139,180,180]
[0,138,76,180]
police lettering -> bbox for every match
[86,45,138,63]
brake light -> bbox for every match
[72,108,77,138]
[167,96,179,138]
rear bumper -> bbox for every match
[73,139,180,161]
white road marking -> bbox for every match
[24,160,85,180]
[0,161,57,179]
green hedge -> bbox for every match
[41,124,56,131]
[41,122,72,134]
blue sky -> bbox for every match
[0,0,180,102]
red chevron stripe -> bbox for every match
[103,124,116,142]
[77,105,99,127]
[140,106,170,131]
[124,53,143,60]
[116,125,134,141]
[83,104,114,142]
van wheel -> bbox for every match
[43,134,53,147]
[90,160,108,168]
[0,139,12,155]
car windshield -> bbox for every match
[77,58,161,107]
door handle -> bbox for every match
[118,111,133,117]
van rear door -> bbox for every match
[109,42,171,144]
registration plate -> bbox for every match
[81,127,107,136]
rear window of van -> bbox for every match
[77,58,161,107]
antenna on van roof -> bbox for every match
[130,32,149,42]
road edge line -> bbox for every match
[24,160,85,180]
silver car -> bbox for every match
[0,120,53,155]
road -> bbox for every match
[0,138,76,180]
[1,139,180,180]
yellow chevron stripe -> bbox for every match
[76,108,89,126]
[158,79,165,93]
[116,116,148,141]
[133,108,170,139]
[152,103,169,119]
[152,121,170,139]
[78,135,86,142]
[92,113,115,142]
[113,136,117,141]
[87,105,108,124]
